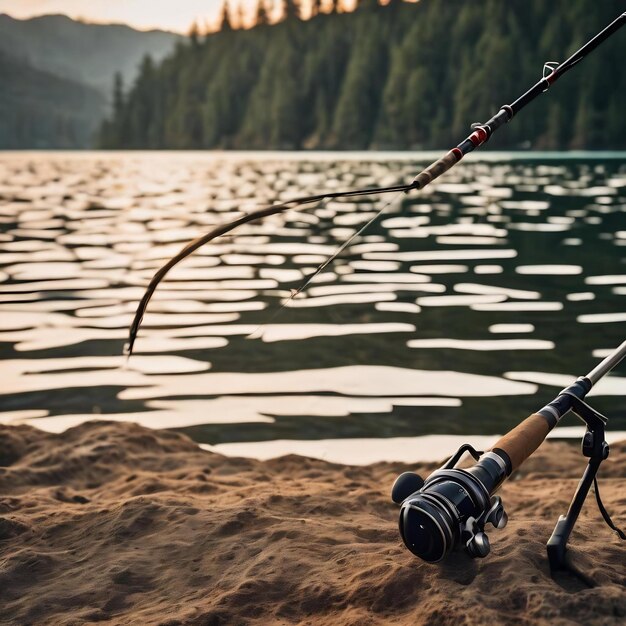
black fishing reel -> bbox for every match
[392,444,510,562]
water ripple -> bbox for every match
[1,152,625,459]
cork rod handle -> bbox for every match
[412,150,461,189]
[491,414,551,473]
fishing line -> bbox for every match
[126,181,415,355]
[248,189,405,340]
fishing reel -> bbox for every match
[391,377,626,573]
[391,444,510,562]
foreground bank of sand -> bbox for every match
[0,421,624,625]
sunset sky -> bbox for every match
[0,0,255,33]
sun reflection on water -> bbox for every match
[0,152,625,462]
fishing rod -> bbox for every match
[388,13,626,579]
[392,340,626,583]
[126,11,626,356]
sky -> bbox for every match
[0,0,247,33]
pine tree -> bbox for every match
[282,0,301,21]
[112,72,124,119]
[188,20,201,45]
[255,0,271,26]
[219,1,234,31]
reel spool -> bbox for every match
[392,445,509,562]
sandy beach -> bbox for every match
[2,4,626,624]
[0,420,624,625]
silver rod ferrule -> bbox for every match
[586,338,626,386]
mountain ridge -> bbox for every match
[0,12,181,36]
[0,49,107,149]
[0,13,184,149]
[0,13,184,94]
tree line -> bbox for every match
[99,0,626,150]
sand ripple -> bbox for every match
[0,421,624,625]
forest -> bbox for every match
[100,0,626,151]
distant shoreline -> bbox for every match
[2,149,626,160]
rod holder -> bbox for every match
[546,395,610,586]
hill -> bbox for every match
[0,51,107,149]
[99,0,626,151]
[0,13,183,95]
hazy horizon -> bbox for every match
[0,0,357,33]
[0,0,246,33]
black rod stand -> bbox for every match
[546,394,609,585]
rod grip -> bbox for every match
[491,414,551,473]
[412,150,461,189]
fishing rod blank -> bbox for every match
[392,339,626,573]
[586,338,626,385]
[126,11,626,356]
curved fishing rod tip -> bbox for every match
[122,342,133,363]
[119,351,132,371]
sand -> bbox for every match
[0,421,624,625]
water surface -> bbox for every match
[1,151,624,463]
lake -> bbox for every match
[0,151,625,464]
